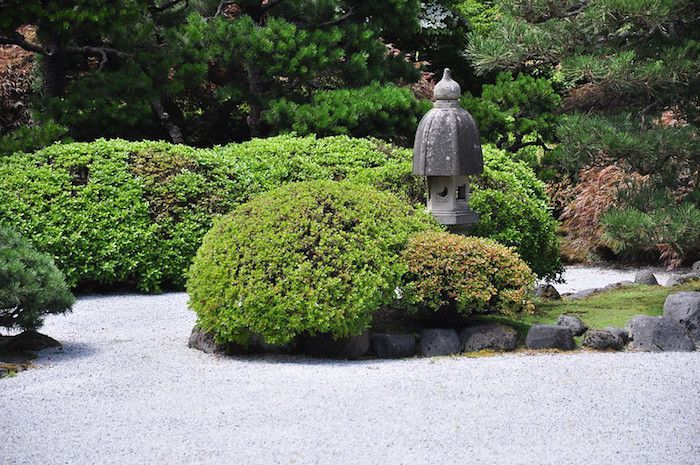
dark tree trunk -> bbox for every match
[41,40,67,98]
[245,65,265,138]
[151,97,185,144]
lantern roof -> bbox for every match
[413,69,484,176]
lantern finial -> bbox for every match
[434,68,461,101]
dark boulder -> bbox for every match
[626,315,694,352]
[302,332,370,359]
[0,330,61,352]
[188,326,223,354]
[534,284,561,300]
[460,325,517,352]
[582,329,625,351]
[634,270,658,285]
[370,333,416,359]
[556,315,588,336]
[663,291,700,348]
[525,325,575,350]
[419,329,461,356]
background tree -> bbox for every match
[0,1,426,145]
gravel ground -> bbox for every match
[2,292,700,465]
[552,265,676,294]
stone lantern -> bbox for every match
[413,68,483,228]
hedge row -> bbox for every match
[0,135,561,291]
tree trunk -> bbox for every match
[151,97,185,144]
[245,65,265,138]
[41,39,67,98]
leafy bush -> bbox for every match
[460,72,561,154]
[352,146,562,280]
[0,136,419,291]
[601,191,700,268]
[401,231,535,317]
[187,180,439,345]
[0,227,74,331]
[470,147,561,280]
[545,113,700,189]
[264,84,431,145]
[0,135,561,290]
[0,120,70,157]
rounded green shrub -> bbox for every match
[187,180,439,345]
[0,227,74,331]
[400,231,535,317]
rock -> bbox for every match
[370,333,416,359]
[666,273,700,287]
[0,367,8,378]
[249,334,298,354]
[567,288,601,301]
[534,284,561,300]
[188,326,222,354]
[626,315,694,352]
[0,330,61,352]
[634,270,658,285]
[525,325,575,350]
[605,327,630,345]
[419,329,461,356]
[303,332,369,359]
[663,291,700,348]
[460,325,517,352]
[582,329,625,351]
[603,281,634,290]
[556,315,588,336]
[692,260,700,273]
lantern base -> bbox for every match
[430,209,479,227]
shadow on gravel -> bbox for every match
[41,342,98,362]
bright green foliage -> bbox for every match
[351,146,562,280]
[0,120,70,157]
[0,136,561,289]
[0,136,416,290]
[470,147,562,280]
[401,231,535,317]
[265,84,431,145]
[460,71,561,153]
[0,227,74,331]
[601,190,700,266]
[187,180,439,345]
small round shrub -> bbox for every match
[400,231,536,317]
[0,227,74,331]
[187,180,439,345]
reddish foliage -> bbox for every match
[559,164,647,261]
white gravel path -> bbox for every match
[551,265,676,294]
[2,291,700,465]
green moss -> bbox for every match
[472,281,700,339]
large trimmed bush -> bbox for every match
[187,181,439,345]
[400,232,535,318]
[0,135,560,290]
[0,227,74,331]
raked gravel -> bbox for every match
[3,292,700,465]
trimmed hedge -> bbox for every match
[187,181,438,345]
[0,135,560,291]
[0,227,74,331]
[400,231,535,317]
